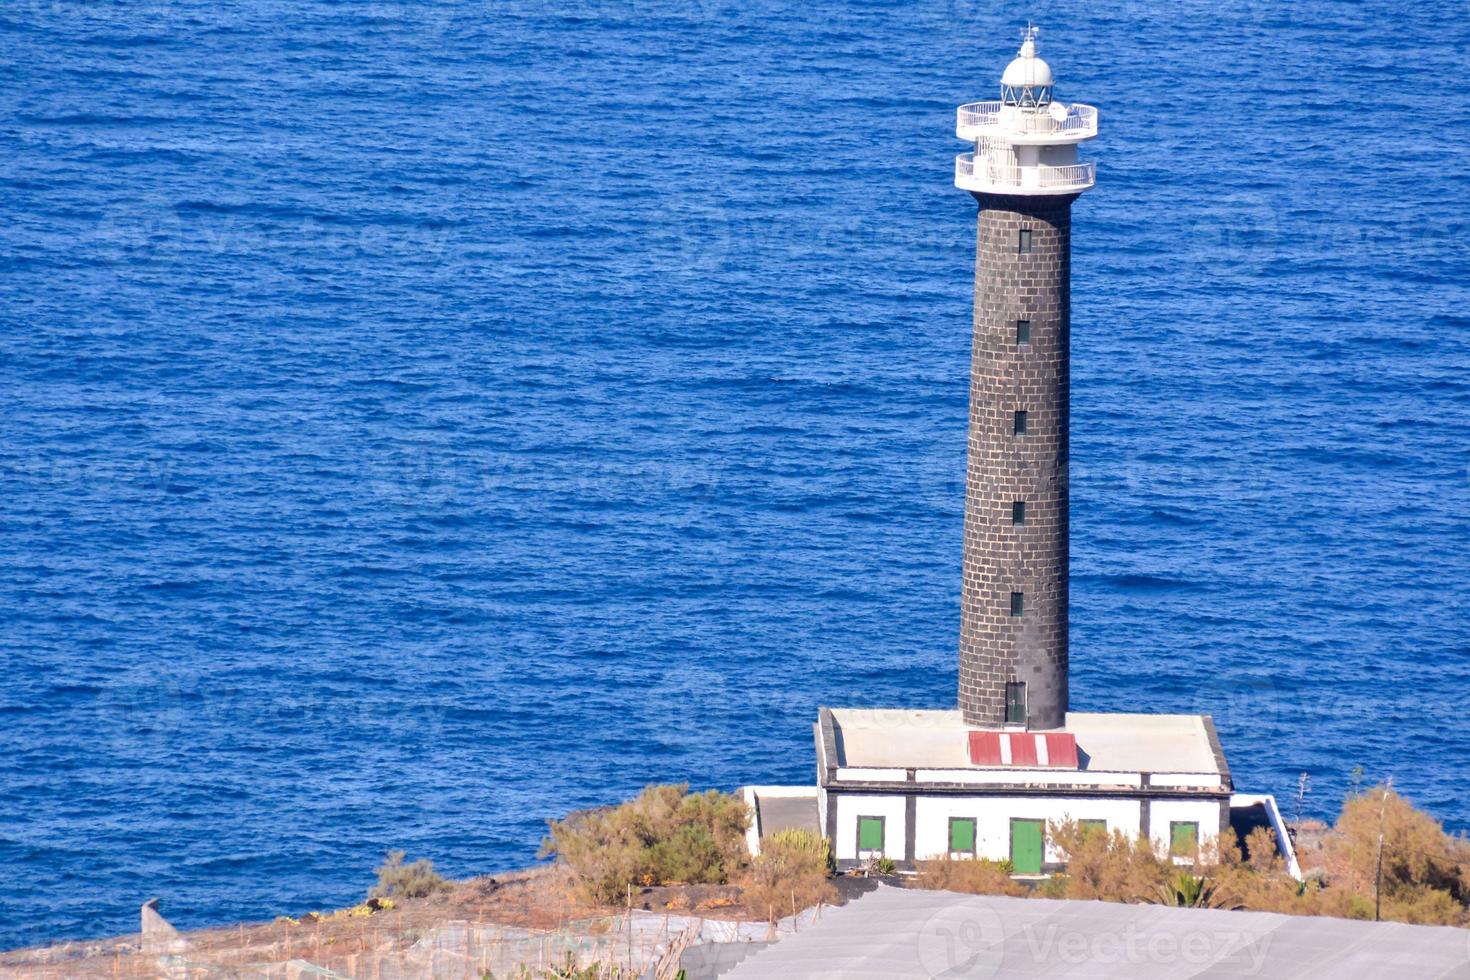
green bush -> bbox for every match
[649,824,723,885]
[370,851,448,900]
[541,784,752,904]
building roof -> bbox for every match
[969,730,1079,768]
[827,709,1223,776]
[720,885,1470,979]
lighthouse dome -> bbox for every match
[1000,30,1054,108]
[1001,51,1052,89]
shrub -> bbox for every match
[1324,783,1469,918]
[1212,835,1314,915]
[1242,825,1283,873]
[766,829,835,875]
[914,857,1026,897]
[1046,821,1171,903]
[541,784,752,904]
[370,851,449,900]
[738,829,836,922]
[1206,791,1469,927]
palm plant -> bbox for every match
[1154,871,1235,909]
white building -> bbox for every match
[816,709,1232,871]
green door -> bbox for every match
[1010,819,1044,874]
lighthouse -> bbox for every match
[954,27,1098,731]
[767,28,1275,879]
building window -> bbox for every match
[1170,821,1199,857]
[1012,501,1025,526]
[1005,681,1026,723]
[1010,591,1025,617]
[948,817,977,857]
[1018,229,1033,253]
[857,815,885,856]
[1016,319,1031,345]
[1079,819,1108,840]
[1013,410,1028,436]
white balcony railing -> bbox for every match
[954,153,1096,194]
[957,101,1098,140]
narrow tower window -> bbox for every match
[1015,319,1031,345]
[1018,229,1033,253]
[1010,591,1025,616]
[1005,681,1026,724]
[1012,501,1026,526]
[1013,410,1028,436]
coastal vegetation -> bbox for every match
[370,850,450,900]
[12,781,1468,976]
[541,786,837,923]
[917,784,1470,927]
[536,780,1470,928]
[540,783,752,904]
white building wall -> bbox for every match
[830,789,1225,864]
[1149,798,1223,856]
[832,794,906,861]
[913,795,1142,863]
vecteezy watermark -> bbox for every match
[914,900,1275,976]
[1019,922,1272,973]
[1187,669,1313,739]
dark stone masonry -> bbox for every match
[958,192,1077,730]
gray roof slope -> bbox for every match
[719,885,1470,979]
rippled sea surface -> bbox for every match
[2,0,1468,949]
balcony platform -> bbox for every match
[954,153,1095,195]
[956,100,1098,144]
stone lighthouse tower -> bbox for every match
[954,28,1098,730]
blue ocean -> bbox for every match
[2,0,1468,949]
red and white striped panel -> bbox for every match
[967,730,1078,768]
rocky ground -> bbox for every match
[0,864,882,979]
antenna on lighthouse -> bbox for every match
[1018,24,1041,59]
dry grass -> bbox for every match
[915,856,1026,896]
[0,867,632,978]
[0,860,807,978]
